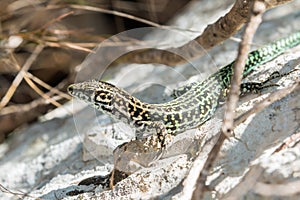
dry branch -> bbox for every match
[192,1,266,199]
[114,0,293,67]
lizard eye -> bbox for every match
[67,85,73,94]
[94,91,114,105]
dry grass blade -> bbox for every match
[0,94,64,116]
[22,74,62,108]
[7,49,70,109]
[66,4,198,33]
[69,4,164,28]
[0,44,44,110]
[54,42,95,53]
[41,11,74,31]
[23,71,71,100]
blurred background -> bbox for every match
[0,0,193,141]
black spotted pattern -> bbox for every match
[94,91,113,106]
[69,31,300,142]
[128,97,150,127]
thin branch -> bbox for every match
[178,133,222,199]
[223,165,264,200]
[0,183,39,199]
[274,131,300,152]
[222,1,266,137]
[225,81,300,200]
[253,179,300,196]
[192,1,266,199]
[191,132,227,199]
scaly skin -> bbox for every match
[68,31,300,146]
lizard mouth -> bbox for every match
[67,83,95,103]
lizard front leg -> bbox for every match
[135,120,173,150]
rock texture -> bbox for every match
[1,0,300,199]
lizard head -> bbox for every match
[68,80,120,112]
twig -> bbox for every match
[222,1,266,137]
[253,179,300,196]
[191,132,227,200]
[176,134,221,199]
[213,82,299,199]
[223,165,264,200]
[274,131,300,152]
[0,183,39,199]
[191,1,266,199]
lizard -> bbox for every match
[68,31,300,149]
